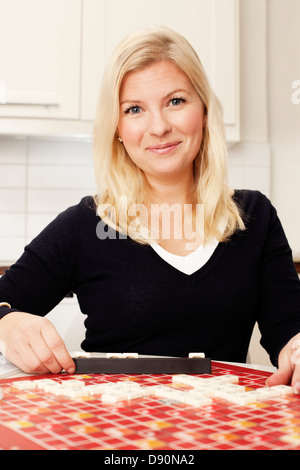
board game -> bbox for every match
[0,361,300,450]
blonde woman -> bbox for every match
[0,27,299,392]
[93,26,243,249]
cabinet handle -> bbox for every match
[0,102,59,107]
[0,82,59,107]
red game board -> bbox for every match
[0,361,299,450]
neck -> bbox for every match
[145,174,195,207]
[144,175,199,248]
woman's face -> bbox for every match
[117,60,206,186]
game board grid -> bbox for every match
[0,363,300,450]
[0,398,287,451]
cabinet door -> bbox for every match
[0,0,81,119]
[82,0,240,141]
[81,0,106,121]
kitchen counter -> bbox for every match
[0,266,10,276]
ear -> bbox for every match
[115,130,123,143]
[115,127,122,141]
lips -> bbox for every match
[146,141,182,155]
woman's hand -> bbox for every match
[0,311,75,375]
[266,332,300,394]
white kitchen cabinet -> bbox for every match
[80,0,106,123]
[0,0,240,142]
[0,0,81,119]
[82,0,240,141]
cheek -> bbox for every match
[178,109,204,141]
[118,120,144,148]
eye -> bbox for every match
[169,97,186,106]
[124,105,142,115]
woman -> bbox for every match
[0,26,300,392]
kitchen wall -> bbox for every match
[268,0,300,259]
[0,136,271,264]
[0,137,95,263]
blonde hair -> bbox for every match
[93,26,244,244]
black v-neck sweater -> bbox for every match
[1,190,300,366]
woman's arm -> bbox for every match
[0,202,82,374]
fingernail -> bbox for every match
[293,382,300,394]
[67,366,76,374]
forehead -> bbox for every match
[119,61,196,100]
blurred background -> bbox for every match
[0,0,299,365]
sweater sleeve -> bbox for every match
[0,202,79,319]
[257,197,300,366]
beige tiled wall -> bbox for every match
[0,137,96,263]
[0,136,271,264]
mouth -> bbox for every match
[146,141,182,155]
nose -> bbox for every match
[148,110,172,138]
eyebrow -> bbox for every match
[120,89,191,106]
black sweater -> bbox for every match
[1,190,300,366]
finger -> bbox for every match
[290,340,300,386]
[291,370,300,394]
[29,334,64,374]
[15,350,46,375]
[12,341,50,375]
[289,356,300,393]
[266,351,293,387]
[40,321,75,374]
[2,343,35,374]
[266,368,292,387]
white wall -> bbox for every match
[0,137,95,263]
[268,0,300,257]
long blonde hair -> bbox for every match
[93,26,244,244]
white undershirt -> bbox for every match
[151,238,219,275]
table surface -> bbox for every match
[1,359,299,451]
